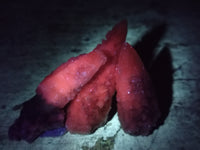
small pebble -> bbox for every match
[40,127,67,137]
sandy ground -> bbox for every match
[0,0,200,149]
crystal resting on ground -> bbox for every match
[115,43,160,135]
[8,20,160,143]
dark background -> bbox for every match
[0,0,200,149]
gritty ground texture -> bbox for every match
[0,0,200,150]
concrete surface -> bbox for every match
[0,0,200,149]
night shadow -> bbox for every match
[134,23,167,69]
[150,47,173,125]
[133,23,173,126]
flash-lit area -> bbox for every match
[0,0,200,149]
